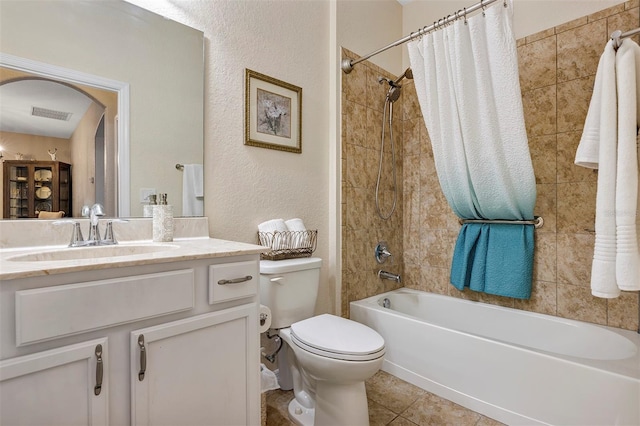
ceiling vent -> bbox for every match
[31,106,72,121]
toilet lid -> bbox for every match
[290,314,385,361]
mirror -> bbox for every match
[0,0,204,218]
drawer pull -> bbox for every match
[218,275,252,285]
[138,335,146,381]
[94,344,103,396]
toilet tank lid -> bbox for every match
[260,257,322,274]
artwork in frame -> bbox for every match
[245,69,302,153]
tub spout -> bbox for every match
[378,270,401,283]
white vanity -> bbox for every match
[0,218,265,425]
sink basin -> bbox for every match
[7,244,179,262]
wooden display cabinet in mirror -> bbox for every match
[3,160,72,219]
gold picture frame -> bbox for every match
[245,69,302,153]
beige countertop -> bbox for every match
[0,238,266,280]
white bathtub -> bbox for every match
[350,288,640,426]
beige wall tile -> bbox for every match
[518,35,556,91]
[525,28,555,44]
[533,231,557,282]
[557,19,607,82]
[522,85,556,136]
[557,232,594,286]
[555,16,588,34]
[534,184,557,233]
[607,292,640,331]
[607,7,640,44]
[557,283,607,324]
[588,3,625,22]
[557,182,596,233]
[343,60,367,105]
[403,81,421,121]
[514,280,557,315]
[529,135,557,184]
[557,131,598,183]
[556,75,595,133]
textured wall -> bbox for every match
[401,1,639,331]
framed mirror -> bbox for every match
[0,0,204,218]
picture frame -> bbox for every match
[245,69,302,154]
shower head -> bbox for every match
[392,67,413,85]
[387,86,402,103]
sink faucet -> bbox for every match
[378,270,401,283]
[83,203,105,245]
[54,205,126,247]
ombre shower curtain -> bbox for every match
[407,0,537,298]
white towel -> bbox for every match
[258,219,288,249]
[285,218,309,249]
[577,41,620,298]
[614,40,640,292]
[285,218,306,231]
[182,164,204,217]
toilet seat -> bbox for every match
[290,314,385,361]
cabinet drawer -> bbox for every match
[208,261,258,304]
[16,269,194,345]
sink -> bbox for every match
[7,244,179,262]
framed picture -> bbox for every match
[245,69,302,153]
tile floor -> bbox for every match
[265,370,505,426]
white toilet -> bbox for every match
[260,257,385,426]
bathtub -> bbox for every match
[350,288,640,426]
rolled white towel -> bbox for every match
[258,219,288,249]
[285,218,306,231]
[285,218,309,249]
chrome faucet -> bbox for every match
[378,270,401,283]
[83,203,105,245]
[54,204,126,247]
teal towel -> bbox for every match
[451,223,534,299]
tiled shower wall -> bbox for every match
[342,1,640,331]
[341,48,405,317]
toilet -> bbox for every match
[260,257,385,426]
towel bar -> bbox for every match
[459,216,544,229]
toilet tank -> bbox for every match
[259,257,322,329]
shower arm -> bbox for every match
[341,0,500,74]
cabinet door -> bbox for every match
[0,337,109,425]
[131,303,259,426]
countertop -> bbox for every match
[0,238,267,280]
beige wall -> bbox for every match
[130,0,334,315]
[342,1,639,331]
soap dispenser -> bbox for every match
[152,193,173,242]
[143,194,157,218]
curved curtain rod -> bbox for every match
[341,0,500,74]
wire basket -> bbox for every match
[257,230,318,260]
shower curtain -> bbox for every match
[408,0,537,298]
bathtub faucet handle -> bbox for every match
[375,241,392,264]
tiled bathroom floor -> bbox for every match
[265,370,505,426]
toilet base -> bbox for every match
[288,399,314,426]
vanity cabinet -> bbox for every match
[0,254,260,425]
[0,337,109,425]
[2,160,72,218]
[131,304,257,425]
